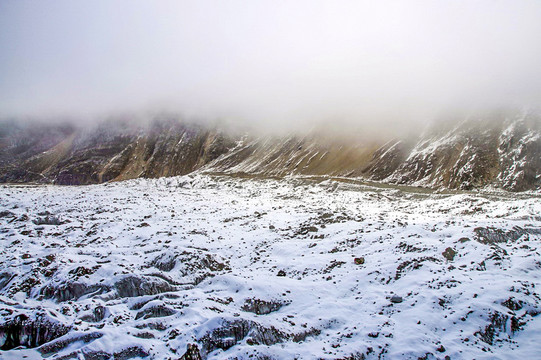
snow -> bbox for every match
[0,175,540,359]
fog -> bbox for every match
[1,1,541,134]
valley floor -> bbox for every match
[0,175,540,359]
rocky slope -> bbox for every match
[1,112,540,191]
[203,111,541,191]
[0,118,234,185]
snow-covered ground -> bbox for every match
[0,175,540,359]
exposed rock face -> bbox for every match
[0,117,235,185]
[41,282,110,302]
[1,111,540,191]
[381,114,541,190]
[114,275,175,298]
[474,226,541,245]
[180,344,203,360]
[203,113,540,191]
[241,298,287,315]
[198,318,289,356]
[0,312,71,350]
[497,114,541,191]
[0,120,76,181]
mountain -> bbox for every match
[1,112,540,191]
[0,118,234,185]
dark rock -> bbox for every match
[395,257,440,280]
[135,304,176,320]
[69,266,99,277]
[82,350,112,360]
[474,226,541,245]
[113,345,150,360]
[0,312,71,350]
[41,282,109,302]
[390,295,403,303]
[354,257,365,265]
[502,297,524,311]
[32,213,65,225]
[442,247,457,261]
[38,332,103,356]
[0,210,15,218]
[115,275,175,298]
[295,224,318,237]
[323,260,346,273]
[150,252,177,272]
[241,298,287,315]
[475,311,517,345]
[80,305,107,323]
[292,327,321,343]
[154,251,229,279]
[133,332,155,339]
[199,319,288,356]
[277,270,286,277]
[397,242,426,253]
[0,271,15,291]
[180,343,203,360]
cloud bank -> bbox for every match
[1,0,541,133]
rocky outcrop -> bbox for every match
[0,312,71,350]
[241,298,288,315]
[198,318,289,356]
[180,344,203,360]
[474,226,541,245]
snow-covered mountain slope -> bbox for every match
[0,118,234,185]
[1,111,540,191]
[1,175,540,359]
[384,114,541,191]
[203,112,541,192]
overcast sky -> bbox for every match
[1,1,541,131]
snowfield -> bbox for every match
[0,175,540,360]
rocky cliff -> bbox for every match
[203,112,540,191]
[0,118,235,185]
[1,112,540,191]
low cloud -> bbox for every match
[1,1,541,134]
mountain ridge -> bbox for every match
[1,112,540,191]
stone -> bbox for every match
[241,298,287,315]
[442,247,457,261]
[180,343,203,360]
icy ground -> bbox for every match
[0,175,540,360]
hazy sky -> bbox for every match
[1,0,541,130]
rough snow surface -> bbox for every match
[0,175,540,359]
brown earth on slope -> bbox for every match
[1,112,539,191]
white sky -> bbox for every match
[1,1,541,130]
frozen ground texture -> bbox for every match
[0,175,540,359]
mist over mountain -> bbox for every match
[1,1,541,133]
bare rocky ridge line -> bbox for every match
[1,111,540,191]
